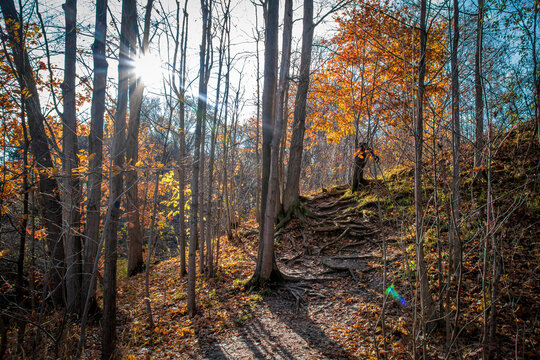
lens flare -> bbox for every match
[385,284,407,306]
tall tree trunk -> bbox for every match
[199,3,213,274]
[177,1,189,277]
[16,93,29,350]
[188,0,211,316]
[533,1,539,143]
[248,0,279,286]
[206,0,229,277]
[0,0,65,306]
[62,0,83,316]
[84,0,108,315]
[275,0,293,214]
[450,0,461,272]
[278,82,290,201]
[254,3,262,223]
[474,0,484,170]
[102,0,133,356]
[415,0,435,335]
[126,0,154,277]
[283,0,314,215]
[261,0,292,281]
[199,113,206,272]
[221,36,232,242]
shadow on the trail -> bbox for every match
[266,290,352,360]
[202,290,351,359]
[202,314,297,359]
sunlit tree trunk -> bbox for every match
[176,1,189,277]
[248,0,279,286]
[84,0,108,315]
[283,0,314,215]
[188,0,211,316]
[276,0,292,216]
[0,0,65,306]
[261,0,292,281]
[199,1,214,274]
[199,113,207,272]
[206,0,230,277]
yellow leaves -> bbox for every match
[0,250,10,259]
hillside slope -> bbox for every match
[78,123,540,359]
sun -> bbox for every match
[133,52,164,89]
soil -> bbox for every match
[200,185,390,359]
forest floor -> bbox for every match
[81,184,403,360]
[203,185,393,360]
[3,124,538,359]
[80,123,539,360]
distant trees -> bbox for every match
[0,0,65,306]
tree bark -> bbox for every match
[102,0,133,356]
[254,3,262,223]
[351,143,369,192]
[62,0,83,316]
[283,0,314,215]
[261,0,292,281]
[0,0,65,306]
[176,1,189,277]
[188,0,211,316]
[84,0,108,314]
[248,0,279,285]
[450,0,461,271]
[126,0,154,277]
[16,89,29,351]
[474,0,484,170]
[415,0,435,331]
[206,0,229,277]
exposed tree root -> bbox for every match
[316,228,350,255]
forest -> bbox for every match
[0,0,538,358]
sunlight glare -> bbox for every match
[133,52,164,89]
